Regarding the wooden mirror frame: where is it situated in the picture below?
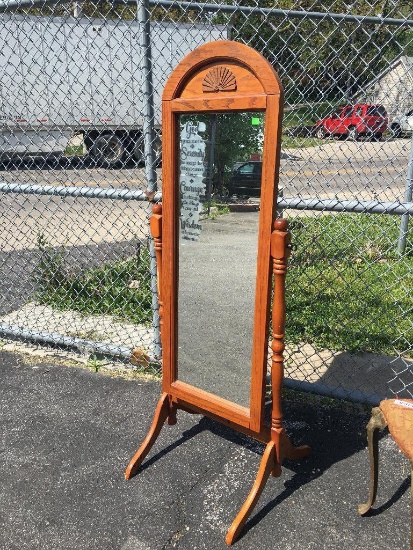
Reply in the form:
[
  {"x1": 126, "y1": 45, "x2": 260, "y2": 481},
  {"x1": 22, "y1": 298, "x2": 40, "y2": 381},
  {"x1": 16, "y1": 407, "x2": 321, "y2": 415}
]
[{"x1": 126, "y1": 40, "x2": 310, "y2": 545}]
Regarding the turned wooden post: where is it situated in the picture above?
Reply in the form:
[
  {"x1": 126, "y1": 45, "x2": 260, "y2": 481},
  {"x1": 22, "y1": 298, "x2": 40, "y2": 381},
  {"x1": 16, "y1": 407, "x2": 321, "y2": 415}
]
[
  {"x1": 150, "y1": 203, "x2": 163, "y2": 345},
  {"x1": 149, "y1": 203, "x2": 177, "y2": 424},
  {"x1": 270, "y1": 218, "x2": 291, "y2": 434}
]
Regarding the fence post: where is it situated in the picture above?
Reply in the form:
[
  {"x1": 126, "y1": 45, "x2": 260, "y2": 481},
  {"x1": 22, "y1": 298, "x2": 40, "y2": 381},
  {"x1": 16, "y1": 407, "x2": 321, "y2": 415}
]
[
  {"x1": 137, "y1": 0, "x2": 161, "y2": 358},
  {"x1": 397, "y1": 135, "x2": 413, "y2": 254}
]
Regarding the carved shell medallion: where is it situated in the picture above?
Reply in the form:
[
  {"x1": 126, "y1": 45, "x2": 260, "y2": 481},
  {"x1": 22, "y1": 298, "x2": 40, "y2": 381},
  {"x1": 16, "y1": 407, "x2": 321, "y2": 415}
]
[{"x1": 202, "y1": 66, "x2": 237, "y2": 93}]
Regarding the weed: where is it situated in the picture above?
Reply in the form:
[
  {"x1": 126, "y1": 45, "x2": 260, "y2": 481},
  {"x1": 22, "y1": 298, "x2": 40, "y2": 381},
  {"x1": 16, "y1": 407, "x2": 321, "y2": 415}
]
[
  {"x1": 33, "y1": 233, "x2": 67, "y2": 292},
  {"x1": 64, "y1": 144, "x2": 84, "y2": 156},
  {"x1": 87, "y1": 354, "x2": 105, "y2": 372},
  {"x1": 203, "y1": 201, "x2": 230, "y2": 219},
  {"x1": 35, "y1": 240, "x2": 152, "y2": 325}
]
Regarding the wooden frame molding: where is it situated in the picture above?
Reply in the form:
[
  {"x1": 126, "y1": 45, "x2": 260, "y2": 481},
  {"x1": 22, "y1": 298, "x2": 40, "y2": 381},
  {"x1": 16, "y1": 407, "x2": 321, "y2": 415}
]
[{"x1": 125, "y1": 40, "x2": 310, "y2": 545}]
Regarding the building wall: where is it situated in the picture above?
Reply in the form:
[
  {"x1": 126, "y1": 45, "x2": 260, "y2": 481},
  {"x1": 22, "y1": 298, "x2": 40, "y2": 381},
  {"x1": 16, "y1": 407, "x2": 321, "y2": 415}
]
[{"x1": 366, "y1": 59, "x2": 413, "y2": 118}]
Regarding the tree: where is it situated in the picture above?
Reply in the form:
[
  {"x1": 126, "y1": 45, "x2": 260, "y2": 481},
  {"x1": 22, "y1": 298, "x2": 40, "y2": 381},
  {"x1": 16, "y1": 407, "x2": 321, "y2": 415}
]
[
  {"x1": 226, "y1": 0, "x2": 413, "y2": 104},
  {"x1": 180, "y1": 113, "x2": 264, "y2": 195},
  {"x1": 212, "y1": 113, "x2": 264, "y2": 193}
]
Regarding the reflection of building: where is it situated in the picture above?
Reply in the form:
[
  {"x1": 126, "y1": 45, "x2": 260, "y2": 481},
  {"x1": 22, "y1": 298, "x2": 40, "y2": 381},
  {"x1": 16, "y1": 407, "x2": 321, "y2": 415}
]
[{"x1": 361, "y1": 55, "x2": 413, "y2": 118}]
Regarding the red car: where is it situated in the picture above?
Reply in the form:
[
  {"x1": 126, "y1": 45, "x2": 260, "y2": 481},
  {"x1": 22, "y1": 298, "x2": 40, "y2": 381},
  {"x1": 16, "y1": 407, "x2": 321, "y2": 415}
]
[{"x1": 315, "y1": 104, "x2": 388, "y2": 141}]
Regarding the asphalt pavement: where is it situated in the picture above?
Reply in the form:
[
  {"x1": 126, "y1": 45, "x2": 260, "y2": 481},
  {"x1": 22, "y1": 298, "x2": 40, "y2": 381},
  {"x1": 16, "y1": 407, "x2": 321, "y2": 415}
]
[{"x1": 0, "y1": 349, "x2": 411, "y2": 550}]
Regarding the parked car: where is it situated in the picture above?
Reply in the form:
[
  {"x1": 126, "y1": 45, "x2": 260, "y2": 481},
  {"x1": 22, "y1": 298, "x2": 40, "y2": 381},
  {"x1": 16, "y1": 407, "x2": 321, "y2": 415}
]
[
  {"x1": 227, "y1": 160, "x2": 262, "y2": 197},
  {"x1": 315, "y1": 104, "x2": 388, "y2": 141},
  {"x1": 390, "y1": 109, "x2": 413, "y2": 137}
]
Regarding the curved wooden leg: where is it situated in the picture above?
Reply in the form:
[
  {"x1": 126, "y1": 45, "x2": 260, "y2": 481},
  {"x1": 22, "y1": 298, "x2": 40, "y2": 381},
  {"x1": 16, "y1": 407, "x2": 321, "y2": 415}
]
[
  {"x1": 225, "y1": 441, "x2": 277, "y2": 546},
  {"x1": 125, "y1": 393, "x2": 170, "y2": 480},
  {"x1": 358, "y1": 407, "x2": 387, "y2": 515}
]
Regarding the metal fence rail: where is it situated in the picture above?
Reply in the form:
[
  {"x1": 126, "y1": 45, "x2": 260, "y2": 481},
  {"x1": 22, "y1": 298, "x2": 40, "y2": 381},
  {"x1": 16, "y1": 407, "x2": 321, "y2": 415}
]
[{"x1": 0, "y1": 0, "x2": 412, "y2": 403}]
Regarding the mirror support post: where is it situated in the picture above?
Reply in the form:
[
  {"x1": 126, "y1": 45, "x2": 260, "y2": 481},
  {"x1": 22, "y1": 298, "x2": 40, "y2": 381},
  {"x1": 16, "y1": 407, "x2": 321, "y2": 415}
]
[
  {"x1": 148, "y1": 203, "x2": 163, "y2": 360},
  {"x1": 268, "y1": 219, "x2": 311, "y2": 476},
  {"x1": 270, "y1": 218, "x2": 290, "y2": 433},
  {"x1": 150, "y1": 203, "x2": 163, "y2": 341}
]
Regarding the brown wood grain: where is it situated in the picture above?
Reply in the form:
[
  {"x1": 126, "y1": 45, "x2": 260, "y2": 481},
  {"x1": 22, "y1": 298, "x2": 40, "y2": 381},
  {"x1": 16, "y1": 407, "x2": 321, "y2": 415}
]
[
  {"x1": 126, "y1": 40, "x2": 310, "y2": 546},
  {"x1": 163, "y1": 40, "x2": 282, "y2": 101},
  {"x1": 170, "y1": 95, "x2": 267, "y2": 113},
  {"x1": 162, "y1": 40, "x2": 283, "y2": 432}
]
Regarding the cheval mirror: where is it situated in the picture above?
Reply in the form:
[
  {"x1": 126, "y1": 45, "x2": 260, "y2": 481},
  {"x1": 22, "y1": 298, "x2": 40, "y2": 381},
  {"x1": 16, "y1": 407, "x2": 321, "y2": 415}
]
[{"x1": 125, "y1": 40, "x2": 311, "y2": 545}]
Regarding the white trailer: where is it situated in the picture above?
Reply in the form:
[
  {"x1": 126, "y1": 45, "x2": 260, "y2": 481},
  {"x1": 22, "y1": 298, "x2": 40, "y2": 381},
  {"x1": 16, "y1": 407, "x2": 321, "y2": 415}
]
[{"x1": 0, "y1": 14, "x2": 227, "y2": 164}]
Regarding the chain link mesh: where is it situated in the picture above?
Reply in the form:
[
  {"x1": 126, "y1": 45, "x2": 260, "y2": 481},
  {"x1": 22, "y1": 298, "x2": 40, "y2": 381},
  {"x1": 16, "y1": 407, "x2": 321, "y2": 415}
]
[{"x1": 0, "y1": 0, "x2": 412, "y2": 400}]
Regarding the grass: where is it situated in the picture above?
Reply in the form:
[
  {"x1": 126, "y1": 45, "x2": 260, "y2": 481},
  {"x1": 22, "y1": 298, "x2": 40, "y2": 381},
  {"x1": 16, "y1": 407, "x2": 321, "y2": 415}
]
[
  {"x1": 283, "y1": 102, "x2": 332, "y2": 128},
  {"x1": 281, "y1": 135, "x2": 324, "y2": 149},
  {"x1": 35, "y1": 239, "x2": 152, "y2": 325},
  {"x1": 33, "y1": 215, "x2": 412, "y2": 359},
  {"x1": 281, "y1": 101, "x2": 333, "y2": 149},
  {"x1": 286, "y1": 214, "x2": 413, "y2": 357},
  {"x1": 202, "y1": 200, "x2": 230, "y2": 219}
]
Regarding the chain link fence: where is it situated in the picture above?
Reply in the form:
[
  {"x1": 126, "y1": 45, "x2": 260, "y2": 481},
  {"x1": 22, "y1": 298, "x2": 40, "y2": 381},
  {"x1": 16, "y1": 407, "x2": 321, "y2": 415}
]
[{"x1": 0, "y1": 0, "x2": 412, "y2": 402}]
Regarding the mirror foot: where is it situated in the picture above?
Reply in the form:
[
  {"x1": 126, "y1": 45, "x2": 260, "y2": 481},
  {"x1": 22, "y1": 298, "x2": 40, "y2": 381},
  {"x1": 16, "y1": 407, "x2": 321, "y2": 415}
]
[
  {"x1": 125, "y1": 393, "x2": 170, "y2": 479},
  {"x1": 284, "y1": 442, "x2": 312, "y2": 461},
  {"x1": 225, "y1": 441, "x2": 276, "y2": 546},
  {"x1": 226, "y1": 431, "x2": 311, "y2": 545}
]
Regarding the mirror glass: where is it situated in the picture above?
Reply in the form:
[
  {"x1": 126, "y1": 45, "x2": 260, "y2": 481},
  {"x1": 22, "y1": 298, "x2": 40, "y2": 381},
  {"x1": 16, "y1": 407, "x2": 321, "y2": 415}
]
[{"x1": 177, "y1": 112, "x2": 265, "y2": 408}]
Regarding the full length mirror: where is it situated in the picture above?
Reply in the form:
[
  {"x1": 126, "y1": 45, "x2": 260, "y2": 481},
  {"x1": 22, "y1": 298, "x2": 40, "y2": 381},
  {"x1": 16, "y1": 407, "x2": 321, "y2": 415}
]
[
  {"x1": 177, "y1": 112, "x2": 265, "y2": 408},
  {"x1": 126, "y1": 42, "x2": 311, "y2": 547}
]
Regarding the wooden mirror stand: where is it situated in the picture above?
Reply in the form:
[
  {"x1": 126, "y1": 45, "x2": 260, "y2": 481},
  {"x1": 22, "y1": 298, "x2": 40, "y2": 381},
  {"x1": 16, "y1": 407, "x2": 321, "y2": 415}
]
[{"x1": 125, "y1": 40, "x2": 311, "y2": 545}]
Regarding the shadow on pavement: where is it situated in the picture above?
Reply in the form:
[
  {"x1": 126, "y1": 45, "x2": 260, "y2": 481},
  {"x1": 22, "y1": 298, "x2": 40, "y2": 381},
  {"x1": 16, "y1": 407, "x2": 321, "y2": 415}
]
[{"x1": 129, "y1": 392, "x2": 410, "y2": 543}]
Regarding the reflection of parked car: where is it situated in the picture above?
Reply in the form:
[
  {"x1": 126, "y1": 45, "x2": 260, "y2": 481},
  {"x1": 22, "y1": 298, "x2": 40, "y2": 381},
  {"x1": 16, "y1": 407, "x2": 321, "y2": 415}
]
[
  {"x1": 390, "y1": 109, "x2": 413, "y2": 137},
  {"x1": 227, "y1": 160, "x2": 262, "y2": 197},
  {"x1": 315, "y1": 104, "x2": 388, "y2": 141}
]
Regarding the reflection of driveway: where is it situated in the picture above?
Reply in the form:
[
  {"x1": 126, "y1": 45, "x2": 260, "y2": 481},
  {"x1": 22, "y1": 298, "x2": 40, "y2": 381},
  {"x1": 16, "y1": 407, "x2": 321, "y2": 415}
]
[{"x1": 178, "y1": 212, "x2": 259, "y2": 408}]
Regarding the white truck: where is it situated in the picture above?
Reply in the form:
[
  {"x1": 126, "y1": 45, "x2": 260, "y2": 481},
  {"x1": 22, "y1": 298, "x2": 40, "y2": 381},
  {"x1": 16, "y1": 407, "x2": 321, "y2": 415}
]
[
  {"x1": 390, "y1": 108, "x2": 413, "y2": 137},
  {"x1": 0, "y1": 14, "x2": 227, "y2": 165}
]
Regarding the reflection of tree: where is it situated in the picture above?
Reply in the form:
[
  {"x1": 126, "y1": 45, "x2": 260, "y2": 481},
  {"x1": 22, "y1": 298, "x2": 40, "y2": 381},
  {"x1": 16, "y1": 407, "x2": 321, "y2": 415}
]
[
  {"x1": 213, "y1": 113, "x2": 264, "y2": 195},
  {"x1": 180, "y1": 113, "x2": 263, "y2": 196}
]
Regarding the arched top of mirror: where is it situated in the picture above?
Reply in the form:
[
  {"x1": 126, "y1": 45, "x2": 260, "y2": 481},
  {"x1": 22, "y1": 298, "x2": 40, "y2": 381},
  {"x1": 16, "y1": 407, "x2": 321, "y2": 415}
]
[{"x1": 162, "y1": 40, "x2": 283, "y2": 103}]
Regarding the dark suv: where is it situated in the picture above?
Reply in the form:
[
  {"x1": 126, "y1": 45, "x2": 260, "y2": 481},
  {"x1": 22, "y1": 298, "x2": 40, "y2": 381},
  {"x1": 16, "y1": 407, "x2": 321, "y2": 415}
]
[
  {"x1": 315, "y1": 104, "x2": 388, "y2": 140},
  {"x1": 227, "y1": 160, "x2": 262, "y2": 197}
]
